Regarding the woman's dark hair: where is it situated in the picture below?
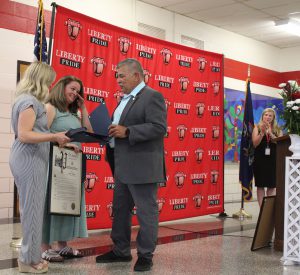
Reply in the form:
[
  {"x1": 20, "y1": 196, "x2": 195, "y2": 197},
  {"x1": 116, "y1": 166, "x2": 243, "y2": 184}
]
[{"x1": 46, "y1": 75, "x2": 84, "y2": 114}]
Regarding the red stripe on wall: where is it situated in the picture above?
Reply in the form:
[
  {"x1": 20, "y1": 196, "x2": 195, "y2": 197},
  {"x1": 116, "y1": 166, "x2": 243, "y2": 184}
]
[
  {"x1": 1, "y1": 0, "x2": 299, "y2": 88},
  {"x1": 224, "y1": 58, "x2": 281, "y2": 88},
  {"x1": 0, "y1": 0, "x2": 51, "y2": 35},
  {"x1": 280, "y1": 71, "x2": 300, "y2": 83}
]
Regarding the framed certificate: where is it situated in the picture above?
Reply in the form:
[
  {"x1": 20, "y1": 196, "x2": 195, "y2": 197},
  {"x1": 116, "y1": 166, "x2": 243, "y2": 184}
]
[{"x1": 48, "y1": 144, "x2": 82, "y2": 216}]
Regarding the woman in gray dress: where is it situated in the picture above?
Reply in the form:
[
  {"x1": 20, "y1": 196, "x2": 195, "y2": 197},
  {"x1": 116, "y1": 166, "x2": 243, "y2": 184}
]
[
  {"x1": 9, "y1": 62, "x2": 70, "y2": 273},
  {"x1": 41, "y1": 75, "x2": 93, "y2": 262}
]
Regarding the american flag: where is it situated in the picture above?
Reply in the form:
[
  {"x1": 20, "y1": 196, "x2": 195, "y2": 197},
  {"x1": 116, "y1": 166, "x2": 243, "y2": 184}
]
[
  {"x1": 239, "y1": 79, "x2": 254, "y2": 201},
  {"x1": 33, "y1": 0, "x2": 47, "y2": 62}
]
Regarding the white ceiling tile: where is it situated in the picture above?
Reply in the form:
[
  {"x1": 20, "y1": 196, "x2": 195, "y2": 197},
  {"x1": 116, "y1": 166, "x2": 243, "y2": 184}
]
[
  {"x1": 139, "y1": 0, "x2": 300, "y2": 48},
  {"x1": 140, "y1": 0, "x2": 186, "y2": 8},
  {"x1": 263, "y1": 3, "x2": 300, "y2": 18},
  {"x1": 165, "y1": 0, "x2": 235, "y2": 14},
  {"x1": 245, "y1": 0, "x2": 300, "y2": 9},
  {"x1": 211, "y1": 13, "x2": 269, "y2": 26},
  {"x1": 187, "y1": 3, "x2": 262, "y2": 20}
]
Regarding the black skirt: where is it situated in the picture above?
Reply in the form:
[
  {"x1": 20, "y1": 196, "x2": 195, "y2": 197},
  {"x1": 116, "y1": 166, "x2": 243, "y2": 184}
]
[{"x1": 253, "y1": 136, "x2": 276, "y2": 188}]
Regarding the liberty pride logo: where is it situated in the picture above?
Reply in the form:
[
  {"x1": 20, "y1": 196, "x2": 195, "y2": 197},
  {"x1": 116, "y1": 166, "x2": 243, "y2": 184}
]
[{"x1": 65, "y1": 19, "x2": 82, "y2": 40}]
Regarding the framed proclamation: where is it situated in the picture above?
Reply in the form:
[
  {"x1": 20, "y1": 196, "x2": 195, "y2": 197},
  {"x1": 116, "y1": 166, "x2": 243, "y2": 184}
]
[{"x1": 48, "y1": 144, "x2": 82, "y2": 216}]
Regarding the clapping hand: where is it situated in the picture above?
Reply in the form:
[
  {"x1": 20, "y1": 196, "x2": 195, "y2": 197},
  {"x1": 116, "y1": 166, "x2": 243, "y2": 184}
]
[
  {"x1": 260, "y1": 122, "x2": 275, "y2": 139},
  {"x1": 259, "y1": 121, "x2": 271, "y2": 134}
]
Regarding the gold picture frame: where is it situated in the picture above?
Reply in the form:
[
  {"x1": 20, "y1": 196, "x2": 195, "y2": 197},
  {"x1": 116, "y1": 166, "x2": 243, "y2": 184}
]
[{"x1": 251, "y1": 196, "x2": 276, "y2": 251}]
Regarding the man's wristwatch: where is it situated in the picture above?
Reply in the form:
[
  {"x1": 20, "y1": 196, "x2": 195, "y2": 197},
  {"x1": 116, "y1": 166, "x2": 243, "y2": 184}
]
[{"x1": 125, "y1": 128, "x2": 130, "y2": 137}]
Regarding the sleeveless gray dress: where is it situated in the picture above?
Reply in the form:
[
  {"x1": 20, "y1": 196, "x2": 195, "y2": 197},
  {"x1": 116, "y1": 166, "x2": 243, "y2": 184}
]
[
  {"x1": 9, "y1": 94, "x2": 49, "y2": 264},
  {"x1": 42, "y1": 108, "x2": 88, "y2": 244}
]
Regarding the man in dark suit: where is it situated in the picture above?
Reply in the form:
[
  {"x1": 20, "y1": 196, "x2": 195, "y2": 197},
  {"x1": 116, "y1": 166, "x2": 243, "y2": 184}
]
[{"x1": 96, "y1": 58, "x2": 167, "y2": 272}]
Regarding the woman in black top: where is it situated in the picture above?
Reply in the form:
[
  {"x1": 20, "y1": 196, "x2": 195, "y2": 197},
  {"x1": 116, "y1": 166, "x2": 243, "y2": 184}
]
[{"x1": 252, "y1": 108, "x2": 282, "y2": 207}]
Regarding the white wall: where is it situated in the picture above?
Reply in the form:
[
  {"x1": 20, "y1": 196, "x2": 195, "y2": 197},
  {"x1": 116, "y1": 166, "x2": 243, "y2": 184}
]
[
  {"x1": 172, "y1": 13, "x2": 282, "y2": 71},
  {"x1": 13, "y1": 0, "x2": 295, "y2": 71},
  {"x1": 0, "y1": 29, "x2": 38, "y2": 219},
  {"x1": 3, "y1": 0, "x2": 297, "y2": 218},
  {"x1": 279, "y1": 46, "x2": 300, "y2": 72}
]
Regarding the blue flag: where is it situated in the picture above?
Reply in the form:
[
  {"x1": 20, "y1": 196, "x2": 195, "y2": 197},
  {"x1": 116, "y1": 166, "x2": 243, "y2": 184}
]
[
  {"x1": 239, "y1": 79, "x2": 254, "y2": 201},
  {"x1": 34, "y1": 0, "x2": 47, "y2": 62}
]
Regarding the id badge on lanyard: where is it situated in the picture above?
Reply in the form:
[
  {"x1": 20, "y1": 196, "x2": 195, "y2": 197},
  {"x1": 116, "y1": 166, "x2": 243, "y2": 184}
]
[{"x1": 265, "y1": 133, "x2": 271, "y2": 155}]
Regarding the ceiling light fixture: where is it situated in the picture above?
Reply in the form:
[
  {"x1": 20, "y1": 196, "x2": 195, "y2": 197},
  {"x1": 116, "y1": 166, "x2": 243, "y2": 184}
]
[{"x1": 274, "y1": 18, "x2": 300, "y2": 37}]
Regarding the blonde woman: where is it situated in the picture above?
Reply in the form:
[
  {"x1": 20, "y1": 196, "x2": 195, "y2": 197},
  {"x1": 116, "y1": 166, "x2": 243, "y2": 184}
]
[
  {"x1": 252, "y1": 108, "x2": 282, "y2": 207},
  {"x1": 9, "y1": 62, "x2": 70, "y2": 273}
]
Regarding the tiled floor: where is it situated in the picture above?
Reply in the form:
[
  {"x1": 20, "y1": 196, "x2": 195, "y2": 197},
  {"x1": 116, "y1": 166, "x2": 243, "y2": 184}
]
[{"x1": 0, "y1": 201, "x2": 298, "y2": 274}]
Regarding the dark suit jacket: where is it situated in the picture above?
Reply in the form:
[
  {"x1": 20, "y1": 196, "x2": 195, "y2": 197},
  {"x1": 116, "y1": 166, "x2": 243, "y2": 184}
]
[{"x1": 108, "y1": 85, "x2": 167, "y2": 184}]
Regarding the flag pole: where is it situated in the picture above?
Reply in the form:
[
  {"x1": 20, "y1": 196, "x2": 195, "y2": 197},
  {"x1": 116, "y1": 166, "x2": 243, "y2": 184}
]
[
  {"x1": 233, "y1": 64, "x2": 253, "y2": 219},
  {"x1": 218, "y1": 54, "x2": 228, "y2": 218},
  {"x1": 47, "y1": 2, "x2": 57, "y2": 64}
]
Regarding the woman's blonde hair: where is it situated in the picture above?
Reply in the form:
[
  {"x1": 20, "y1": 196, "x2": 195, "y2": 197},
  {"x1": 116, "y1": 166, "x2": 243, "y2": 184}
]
[
  {"x1": 258, "y1": 108, "x2": 281, "y2": 136},
  {"x1": 46, "y1": 75, "x2": 84, "y2": 114},
  {"x1": 15, "y1": 62, "x2": 56, "y2": 102}
]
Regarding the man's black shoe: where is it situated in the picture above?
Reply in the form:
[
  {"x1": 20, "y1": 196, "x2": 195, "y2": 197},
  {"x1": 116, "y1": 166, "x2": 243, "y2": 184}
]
[
  {"x1": 95, "y1": 250, "x2": 132, "y2": 263},
  {"x1": 134, "y1": 257, "x2": 153, "y2": 272}
]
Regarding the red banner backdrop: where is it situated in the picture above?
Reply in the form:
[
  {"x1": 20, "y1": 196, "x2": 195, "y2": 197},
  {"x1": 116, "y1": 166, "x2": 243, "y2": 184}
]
[{"x1": 51, "y1": 6, "x2": 224, "y2": 229}]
